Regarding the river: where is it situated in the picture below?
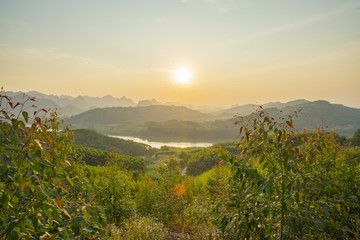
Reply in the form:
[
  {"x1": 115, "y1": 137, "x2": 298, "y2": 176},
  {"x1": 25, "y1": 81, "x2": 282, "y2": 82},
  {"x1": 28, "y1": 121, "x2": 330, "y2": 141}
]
[{"x1": 109, "y1": 135, "x2": 213, "y2": 148}]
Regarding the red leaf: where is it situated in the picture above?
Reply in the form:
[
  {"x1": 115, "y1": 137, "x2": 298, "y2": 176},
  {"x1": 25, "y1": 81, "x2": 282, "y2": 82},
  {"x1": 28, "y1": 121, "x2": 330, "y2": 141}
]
[
  {"x1": 55, "y1": 198, "x2": 63, "y2": 209},
  {"x1": 21, "y1": 180, "x2": 27, "y2": 190}
]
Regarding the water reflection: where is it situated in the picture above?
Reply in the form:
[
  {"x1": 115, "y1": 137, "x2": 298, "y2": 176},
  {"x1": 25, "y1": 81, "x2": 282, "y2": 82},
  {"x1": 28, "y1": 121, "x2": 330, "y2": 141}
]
[{"x1": 109, "y1": 135, "x2": 213, "y2": 148}]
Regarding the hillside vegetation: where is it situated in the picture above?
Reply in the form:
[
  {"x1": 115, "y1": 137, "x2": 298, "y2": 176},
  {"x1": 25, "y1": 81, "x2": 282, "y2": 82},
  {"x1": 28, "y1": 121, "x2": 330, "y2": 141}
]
[
  {"x1": 73, "y1": 129, "x2": 154, "y2": 156},
  {"x1": 67, "y1": 100, "x2": 360, "y2": 143},
  {"x1": 2, "y1": 91, "x2": 360, "y2": 239},
  {"x1": 214, "y1": 99, "x2": 309, "y2": 119},
  {"x1": 284, "y1": 100, "x2": 360, "y2": 135},
  {"x1": 67, "y1": 105, "x2": 208, "y2": 126}
]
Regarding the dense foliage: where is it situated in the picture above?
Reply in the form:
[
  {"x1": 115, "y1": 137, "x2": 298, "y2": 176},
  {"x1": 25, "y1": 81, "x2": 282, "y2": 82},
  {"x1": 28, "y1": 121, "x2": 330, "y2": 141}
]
[
  {"x1": 216, "y1": 109, "x2": 360, "y2": 239},
  {"x1": 83, "y1": 165, "x2": 135, "y2": 224},
  {"x1": 73, "y1": 128, "x2": 154, "y2": 156},
  {"x1": 186, "y1": 149, "x2": 220, "y2": 176},
  {"x1": 0, "y1": 92, "x2": 106, "y2": 239},
  {"x1": 74, "y1": 145, "x2": 146, "y2": 174},
  {"x1": 350, "y1": 129, "x2": 360, "y2": 146},
  {"x1": 74, "y1": 145, "x2": 110, "y2": 166}
]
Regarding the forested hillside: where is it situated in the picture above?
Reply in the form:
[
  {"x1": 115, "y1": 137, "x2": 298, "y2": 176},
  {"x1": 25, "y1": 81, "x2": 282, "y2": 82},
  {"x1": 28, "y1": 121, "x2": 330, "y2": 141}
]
[
  {"x1": 284, "y1": 100, "x2": 360, "y2": 135},
  {"x1": 214, "y1": 99, "x2": 309, "y2": 119},
  {"x1": 66, "y1": 99, "x2": 360, "y2": 143},
  {"x1": 73, "y1": 129, "x2": 155, "y2": 156},
  {"x1": 67, "y1": 105, "x2": 209, "y2": 127}
]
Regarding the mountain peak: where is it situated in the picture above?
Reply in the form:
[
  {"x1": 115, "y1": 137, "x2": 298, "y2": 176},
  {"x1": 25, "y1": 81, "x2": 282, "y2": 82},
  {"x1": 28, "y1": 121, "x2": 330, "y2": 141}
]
[{"x1": 138, "y1": 99, "x2": 161, "y2": 106}]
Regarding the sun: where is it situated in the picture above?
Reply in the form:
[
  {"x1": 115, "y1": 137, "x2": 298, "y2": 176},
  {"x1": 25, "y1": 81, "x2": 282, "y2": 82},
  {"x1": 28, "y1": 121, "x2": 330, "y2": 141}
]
[{"x1": 172, "y1": 67, "x2": 192, "y2": 85}]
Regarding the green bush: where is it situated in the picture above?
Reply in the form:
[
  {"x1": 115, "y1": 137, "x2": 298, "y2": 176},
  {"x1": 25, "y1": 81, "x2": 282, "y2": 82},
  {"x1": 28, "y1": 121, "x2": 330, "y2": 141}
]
[
  {"x1": 186, "y1": 149, "x2": 220, "y2": 176},
  {"x1": 149, "y1": 159, "x2": 189, "y2": 225},
  {"x1": 74, "y1": 145, "x2": 111, "y2": 166},
  {"x1": 85, "y1": 165, "x2": 136, "y2": 224},
  {"x1": 73, "y1": 128, "x2": 153, "y2": 156},
  {"x1": 216, "y1": 108, "x2": 360, "y2": 239},
  {"x1": 0, "y1": 91, "x2": 106, "y2": 239},
  {"x1": 135, "y1": 176, "x2": 156, "y2": 216},
  {"x1": 350, "y1": 129, "x2": 360, "y2": 146}
]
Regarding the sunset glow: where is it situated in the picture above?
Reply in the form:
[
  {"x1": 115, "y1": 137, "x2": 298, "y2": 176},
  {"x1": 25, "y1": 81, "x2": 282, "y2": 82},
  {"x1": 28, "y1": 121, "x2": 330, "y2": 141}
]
[
  {"x1": 0, "y1": 1, "x2": 360, "y2": 107},
  {"x1": 173, "y1": 67, "x2": 192, "y2": 85}
]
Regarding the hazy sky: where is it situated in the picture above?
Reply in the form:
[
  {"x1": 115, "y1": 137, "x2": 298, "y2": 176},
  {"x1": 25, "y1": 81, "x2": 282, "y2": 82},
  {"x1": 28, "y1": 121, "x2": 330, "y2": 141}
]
[{"x1": 1, "y1": 0, "x2": 360, "y2": 107}]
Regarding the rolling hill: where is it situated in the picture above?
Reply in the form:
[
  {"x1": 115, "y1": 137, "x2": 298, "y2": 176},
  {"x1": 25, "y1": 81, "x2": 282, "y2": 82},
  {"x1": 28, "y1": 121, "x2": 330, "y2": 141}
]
[
  {"x1": 67, "y1": 100, "x2": 360, "y2": 140},
  {"x1": 282, "y1": 100, "x2": 360, "y2": 135},
  {"x1": 73, "y1": 129, "x2": 154, "y2": 156},
  {"x1": 214, "y1": 99, "x2": 310, "y2": 119},
  {"x1": 228, "y1": 100, "x2": 360, "y2": 136},
  {"x1": 5, "y1": 89, "x2": 358, "y2": 139},
  {"x1": 66, "y1": 105, "x2": 209, "y2": 127}
]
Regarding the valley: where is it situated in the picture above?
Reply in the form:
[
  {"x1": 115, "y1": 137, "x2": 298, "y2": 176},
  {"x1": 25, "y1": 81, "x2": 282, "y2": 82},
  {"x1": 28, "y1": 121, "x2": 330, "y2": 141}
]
[{"x1": 1, "y1": 89, "x2": 360, "y2": 239}]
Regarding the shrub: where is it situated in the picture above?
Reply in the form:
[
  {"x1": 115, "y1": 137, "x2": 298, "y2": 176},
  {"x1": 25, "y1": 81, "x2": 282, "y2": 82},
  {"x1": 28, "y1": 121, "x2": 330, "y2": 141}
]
[
  {"x1": 85, "y1": 165, "x2": 135, "y2": 224},
  {"x1": 217, "y1": 108, "x2": 360, "y2": 239},
  {"x1": 135, "y1": 176, "x2": 156, "y2": 216},
  {"x1": 186, "y1": 149, "x2": 220, "y2": 176},
  {"x1": 149, "y1": 159, "x2": 189, "y2": 225},
  {"x1": 0, "y1": 90, "x2": 106, "y2": 239}
]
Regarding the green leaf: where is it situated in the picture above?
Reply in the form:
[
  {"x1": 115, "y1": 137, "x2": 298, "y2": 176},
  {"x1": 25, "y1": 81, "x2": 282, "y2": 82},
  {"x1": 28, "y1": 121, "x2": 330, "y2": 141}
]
[
  {"x1": 38, "y1": 186, "x2": 50, "y2": 198},
  {"x1": 10, "y1": 230, "x2": 18, "y2": 240},
  {"x1": 265, "y1": 183, "x2": 273, "y2": 196},
  {"x1": 22, "y1": 111, "x2": 29, "y2": 123},
  {"x1": 1, "y1": 194, "x2": 9, "y2": 208}
]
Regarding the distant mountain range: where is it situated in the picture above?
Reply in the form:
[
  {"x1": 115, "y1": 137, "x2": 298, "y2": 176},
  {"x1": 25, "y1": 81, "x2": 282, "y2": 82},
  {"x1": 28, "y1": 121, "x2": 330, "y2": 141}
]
[
  {"x1": 4, "y1": 90, "x2": 138, "y2": 116},
  {"x1": 215, "y1": 99, "x2": 310, "y2": 119},
  {"x1": 3, "y1": 90, "x2": 230, "y2": 116},
  {"x1": 3, "y1": 91, "x2": 360, "y2": 138},
  {"x1": 218, "y1": 100, "x2": 360, "y2": 136},
  {"x1": 280, "y1": 100, "x2": 360, "y2": 136}
]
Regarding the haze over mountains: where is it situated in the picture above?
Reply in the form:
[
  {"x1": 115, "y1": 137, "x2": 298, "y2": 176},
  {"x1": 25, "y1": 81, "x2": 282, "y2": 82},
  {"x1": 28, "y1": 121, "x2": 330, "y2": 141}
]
[
  {"x1": 214, "y1": 99, "x2": 309, "y2": 119},
  {"x1": 4, "y1": 90, "x2": 220, "y2": 116},
  {"x1": 4, "y1": 91, "x2": 360, "y2": 139},
  {"x1": 4, "y1": 90, "x2": 137, "y2": 116}
]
